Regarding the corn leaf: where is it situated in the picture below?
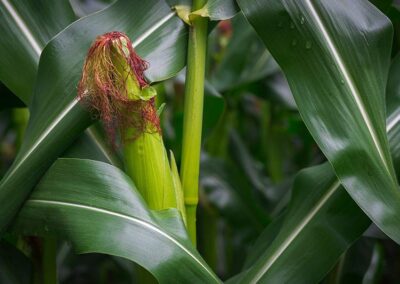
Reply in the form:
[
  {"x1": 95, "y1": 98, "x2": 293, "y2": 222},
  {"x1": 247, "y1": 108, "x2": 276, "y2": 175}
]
[
  {"x1": 0, "y1": 0, "x2": 188, "y2": 232},
  {"x1": 228, "y1": 52, "x2": 400, "y2": 283},
  {"x1": 237, "y1": 0, "x2": 400, "y2": 243},
  {"x1": 387, "y1": 54, "x2": 400, "y2": 178},
  {"x1": 12, "y1": 158, "x2": 221, "y2": 283},
  {"x1": 0, "y1": 0, "x2": 75, "y2": 104}
]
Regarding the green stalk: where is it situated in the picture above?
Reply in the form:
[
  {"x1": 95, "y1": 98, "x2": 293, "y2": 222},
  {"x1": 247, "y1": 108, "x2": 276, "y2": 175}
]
[
  {"x1": 199, "y1": 205, "x2": 218, "y2": 271},
  {"x1": 261, "y1": 102, "x2": 284, "y2": 183},
  {"x1": 42, "y1": 238, "x2": 57, "y2": 284},
  {"x1": 180, "y1": 0, "x2": 209, "y2": 246}
]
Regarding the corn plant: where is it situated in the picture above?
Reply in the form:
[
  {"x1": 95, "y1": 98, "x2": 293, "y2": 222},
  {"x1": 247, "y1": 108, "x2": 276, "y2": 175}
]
[{"x1": 1, "y1": 0, "x2": 400, "y2": 283}]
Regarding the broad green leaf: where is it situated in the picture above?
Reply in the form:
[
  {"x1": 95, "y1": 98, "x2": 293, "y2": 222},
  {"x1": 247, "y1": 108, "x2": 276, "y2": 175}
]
[
  {"x1": 0, "y1": 0, "x2": 75, "y2": 104},
  {"x1": 0, "y1": 0, "x2": 118, "y2": 168},
  {"x1": 240, "y1": 215, "x2": 285, "y2": 270},
  {"x1": 238, "y1": 0, "x2": 400, "y2": 243},
  {"x1": 12, "y1": 158, "x2": 221, "y2": 283},
  {"x1": 230, "y1": 53, "x2": 400, "y2": 284},
  {"x1": 69, "y1": 0, "x2": 114, "y2": 17},
  {"x1": 0, "y1": 0, "x2": 188, "y2": 233},
  {"x1": 387, "y1": 54, "x2": 400, "y2": 177},
  {"x1": 192, "y1": 0, "x2": 239, "y2": 21},
  {"x1": 230, "y1": 163, "x2": 370, "y2": 284},
  {"x1": 62, "y1": 126, "x2": 123, "y2": 168}
]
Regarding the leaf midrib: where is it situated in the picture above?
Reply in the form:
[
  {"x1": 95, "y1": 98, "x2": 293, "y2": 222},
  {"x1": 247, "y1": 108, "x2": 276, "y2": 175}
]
[
  {"x1": 27, "y1": 199, "x2": 221, "y2": 283},
  {"x1": 247, "y1": 108, "x2": 400, "y2": 281},
  {"x1": 0, "y1": 9, "x2": 178, "y2": 186},
  {"x1": 249, "y1": 179, "x2": 341, "y2": 283},
  {"x1": 305, "y1": 0, "x2": 392, "y2": 176},
  {"x1": 0, "y1": 0, "x2": 42, "y2": 56}
]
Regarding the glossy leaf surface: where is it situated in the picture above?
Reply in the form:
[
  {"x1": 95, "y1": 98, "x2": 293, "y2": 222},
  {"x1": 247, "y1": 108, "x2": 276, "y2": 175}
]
[
  {"x1": 231, "y1": 53, "x2": 400, "y2": 283},
  {"x1": 0, "y1": 0, "x2": 119, "y2": 169},
  {"x1": 238, "y1": 0, "x2": 400, "y2": 243},
  {"x1": 231, "y1": 163, "x2": 370, "y2": 283},
  {"x1": 0, "y1": 0, "x2": 75, "y2": 104},
  {"x1": 0, "y1": 0, "x2": 188, "y2": 232},
  {"x1": 387, "y1": 54, "x2": 400, "y2": 178},
  {"x1": 12, "y1": 158, "x2": 221, "y2": 283}
]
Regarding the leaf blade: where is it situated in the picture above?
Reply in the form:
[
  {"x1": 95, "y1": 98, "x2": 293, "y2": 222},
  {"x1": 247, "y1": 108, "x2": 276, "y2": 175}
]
[
  {"x1": 237, "y1": 0, "x2": 400, "y2": 243},
  {"x1": 0, "y1": 0, "x2": 75, "y2": 103},
  {"x1": 12, "y1": 158, "x2": 221, "y2": 283},
  {"x1": 0, "y1": 0, "x2": 188, "y2": 233},
  {"x1": 231, "y1": 52, "x2": 400, "y2": 284}
]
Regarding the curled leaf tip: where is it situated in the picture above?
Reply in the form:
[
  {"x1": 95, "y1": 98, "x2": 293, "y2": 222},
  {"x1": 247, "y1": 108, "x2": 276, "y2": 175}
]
[{"x1": 77, "y1": 31, "x2": 160, "y2": 145}]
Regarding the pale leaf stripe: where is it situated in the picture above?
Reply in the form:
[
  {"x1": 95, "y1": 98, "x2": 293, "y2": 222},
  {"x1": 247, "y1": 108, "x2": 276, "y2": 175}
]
[
  {"x1": 0, "y1": 0, "x2": 42, "y2": 56},
  {"x1": 305, "y1": 0, "x2": 392, "y2": 175},
  {"x1": 27, "y1": 199, "x2": 221, "y2": 283},
  {"x1": 0, "y1": 10, "x2": 177, "y2": 186},
  {"x1": 250, "y1": 180, "x2": 341, "y2": 283}
]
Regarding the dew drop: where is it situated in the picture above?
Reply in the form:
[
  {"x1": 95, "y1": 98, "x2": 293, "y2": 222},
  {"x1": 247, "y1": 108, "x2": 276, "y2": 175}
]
[
  {"x1": 300, "y1": 16, "x2": 305, "y2": 25},
  {"x1": 340, "y1": 79, "x2": 345, "y2": 85},
  {"x1": 305, "y1": 41, "x2": 312, "y2": 49},
  {"x1": 291, "y1": 39, "x2": 298, "y2": 46},
  {"x1": 290, "y1": 22, "x2": 295, "y2": 29},
  {"x1": 277, "y1": 21, "x2": 284, "y2": 28}
]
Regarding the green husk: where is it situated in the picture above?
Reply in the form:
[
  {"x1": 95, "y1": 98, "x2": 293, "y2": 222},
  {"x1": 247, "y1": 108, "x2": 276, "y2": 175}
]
[
  {"x1": 110, "y1": 38, "x2": 178, "y2": 211},
  {"x1": 78, "y1": 33, "x2": 186, "y2": 215}
]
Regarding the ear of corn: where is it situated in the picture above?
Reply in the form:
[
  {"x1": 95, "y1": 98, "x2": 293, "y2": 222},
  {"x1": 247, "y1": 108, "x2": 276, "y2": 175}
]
[
  {"x1": 123, "y1": 131, "x2": 177, "y2": 210},
  {"x1": 78, "y1": 32, "x2": 185, "y2": 214}
]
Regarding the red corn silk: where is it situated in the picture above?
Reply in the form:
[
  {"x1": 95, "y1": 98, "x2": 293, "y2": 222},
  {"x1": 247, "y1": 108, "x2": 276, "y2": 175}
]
[{"x1": 77, "y1": 31, "x2": 160, "y2": 145}]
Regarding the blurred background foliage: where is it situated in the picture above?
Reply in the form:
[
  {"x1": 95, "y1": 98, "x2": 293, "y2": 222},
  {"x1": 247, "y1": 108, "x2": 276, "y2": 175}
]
[{"x1": 1, "y1": 0, "x2": 400, "y2": 283}]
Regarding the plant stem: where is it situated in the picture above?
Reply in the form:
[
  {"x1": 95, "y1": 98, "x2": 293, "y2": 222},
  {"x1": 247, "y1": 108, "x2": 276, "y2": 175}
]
[
  {"x1": 180, "y1": 0, "x2": 208, "y2": 246},
  {"x1": 42, "y1": 237, "x2": 57, "y2": 284},
  {"x1": 199, "y1": 204, "x2": 218, "y2": 271}
]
